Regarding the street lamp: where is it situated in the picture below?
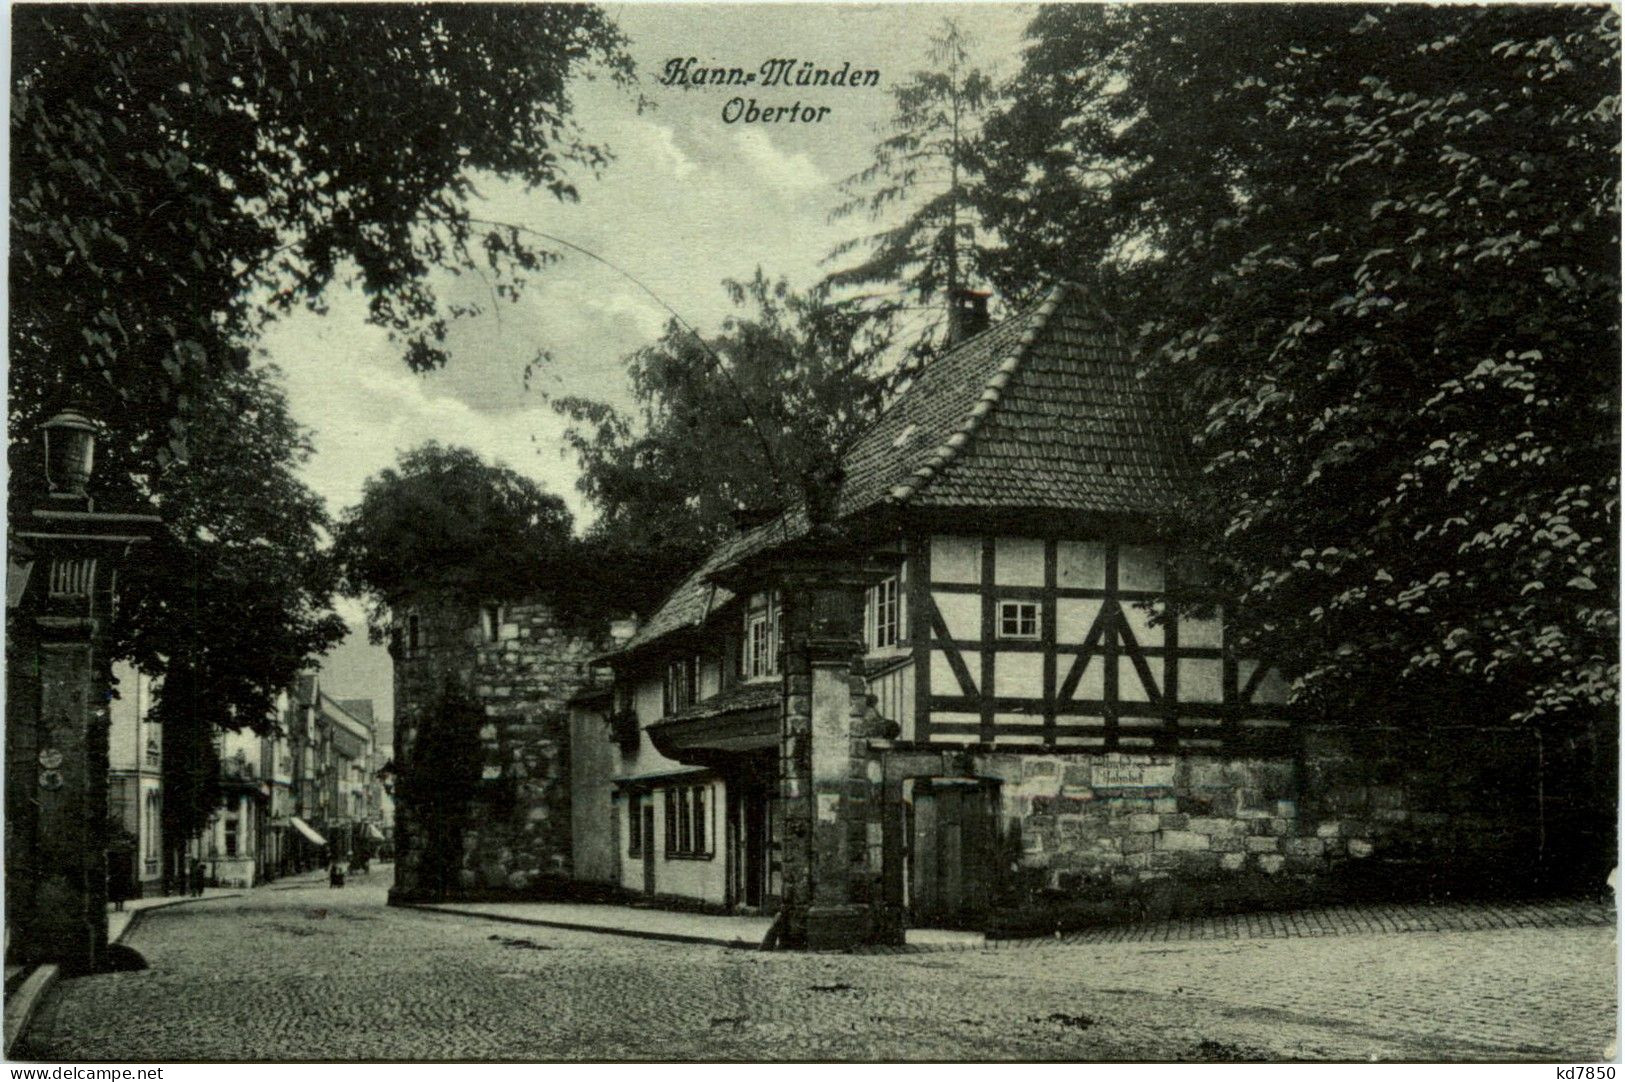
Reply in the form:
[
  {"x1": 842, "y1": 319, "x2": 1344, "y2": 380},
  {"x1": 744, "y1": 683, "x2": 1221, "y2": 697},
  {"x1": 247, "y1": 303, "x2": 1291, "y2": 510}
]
[{"x1": 41, "y1": 407, "x2": 99, "y2": 495}]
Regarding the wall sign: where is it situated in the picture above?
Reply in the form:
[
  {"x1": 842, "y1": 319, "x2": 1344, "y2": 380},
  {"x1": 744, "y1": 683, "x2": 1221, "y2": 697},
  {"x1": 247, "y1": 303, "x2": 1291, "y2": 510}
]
[{"x1": 1090, "y1": 763, "x2": 1176, "y2": 789}]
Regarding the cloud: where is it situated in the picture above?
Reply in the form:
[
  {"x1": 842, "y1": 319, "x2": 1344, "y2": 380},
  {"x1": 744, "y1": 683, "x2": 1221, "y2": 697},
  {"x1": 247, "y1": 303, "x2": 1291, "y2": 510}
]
[{"x1": 732, "y1": 128, "x2": 826, "y2": 193}]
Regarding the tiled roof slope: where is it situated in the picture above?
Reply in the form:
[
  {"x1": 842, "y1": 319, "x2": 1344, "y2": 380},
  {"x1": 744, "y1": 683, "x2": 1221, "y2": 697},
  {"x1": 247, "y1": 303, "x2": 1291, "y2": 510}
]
[
  {"x1": 836, "y1": 298, "x2": 1052, "y2": 516},
  {"x1": 618, "y1": 283, "x2": 1192, "y2": 659},
  {"x1": 619, "y1": 507, "x2": 809, "y2": 655},
  {"x1": 841, "y1": 283, "x2": 1192, "y2": 516}
]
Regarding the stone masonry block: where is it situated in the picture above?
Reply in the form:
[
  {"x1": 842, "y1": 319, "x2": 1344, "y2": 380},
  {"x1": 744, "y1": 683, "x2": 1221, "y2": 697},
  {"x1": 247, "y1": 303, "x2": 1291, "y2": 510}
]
[
  {"x1": 1120, "y1": 833, "x2": 1154, "y2": 854},
  {"x1": 1127, "y1": 813, "x2": 1160, "y2": 833},
  {"x1": 1348, "y1": 839, "x2": 1374, "y2": 858},
  {"x1": 1282, "y1": 837, "x2": 1325, "y2": 858},
  {"x1": 1219, "y1": 852, "x2": 1246, "y2": 871},
  {"x1": 1245, "y1": 836, "x2": 1280, "y2": 854},
  {"x1": 1157, "y1": 830, "x2": 1209, "y2": 852},
  {"x1": 1255, "y1": 854, "x2": 1285, "y2": 874},
  {"x1": 1159, "y1": 813, "x2": 1189, "y2": 830},
  {"x1": 1315, "y1": 820, "x2": 1342, "y2": 838}
]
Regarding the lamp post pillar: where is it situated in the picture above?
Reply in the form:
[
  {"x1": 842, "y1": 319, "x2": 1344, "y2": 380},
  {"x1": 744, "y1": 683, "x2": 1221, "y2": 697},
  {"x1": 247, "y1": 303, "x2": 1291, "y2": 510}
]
[{"x1": 6, "y1": 411, "x2": 159, "y2": 971}]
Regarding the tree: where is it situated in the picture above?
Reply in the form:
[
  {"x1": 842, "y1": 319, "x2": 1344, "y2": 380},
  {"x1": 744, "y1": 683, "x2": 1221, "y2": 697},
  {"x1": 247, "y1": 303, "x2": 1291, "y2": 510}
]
[
  {"x1": 10, "y1": 4, "x2": 630, "y2": 482},
  {"x1": 979, "y1": 6, "x2": 1620, "y2": 726},
  {"x1": 825, "y1": 17, "x2": 999, "y2": 355},
  {"x1": 113, "y1": 365, "x2": 347, "y2": 850},
  {"x1": 554, "y1": 272, "x2": 893, "y2": 606},
  {"x1": 333, "y1": 443, "x2": 584, "y2": 638}
]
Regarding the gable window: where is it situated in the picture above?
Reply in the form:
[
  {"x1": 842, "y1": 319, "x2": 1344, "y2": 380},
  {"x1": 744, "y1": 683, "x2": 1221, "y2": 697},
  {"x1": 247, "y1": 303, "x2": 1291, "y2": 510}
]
[
  {"x1": 998, "y1": 599, "x2": 1040, "y2": 640},
  {"x1": 866, "y1": 573, "x2": 903, "y2": 650},
  {"x1": 664, "y1": 784, "x2": 711, "y2": 858},
  {"x1": 743, "y1": 593, "x2": 780, "y2": 679},
  {"x1": 663, "y1": 656, "x2": 699, "y2": 716}
]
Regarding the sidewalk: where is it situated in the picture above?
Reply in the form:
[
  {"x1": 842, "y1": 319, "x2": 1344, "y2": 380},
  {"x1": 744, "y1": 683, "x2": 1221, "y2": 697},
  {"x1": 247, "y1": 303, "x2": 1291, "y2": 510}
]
[
  {"x1": 107, "y1": 886, "x2": 245, "y2": 944},
  {"x1": 408, "y1": 898, "x2": 991, "y2": 950},
  {"x1": 408, "y1": 899, "x2": 777, "y2": 948}
]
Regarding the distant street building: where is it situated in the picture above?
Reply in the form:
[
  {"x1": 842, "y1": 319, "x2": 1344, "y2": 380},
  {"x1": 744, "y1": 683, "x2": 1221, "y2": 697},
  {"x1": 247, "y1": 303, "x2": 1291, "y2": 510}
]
[{"x1": 107, "y1": 663, "x2": 164, "y2": 898}]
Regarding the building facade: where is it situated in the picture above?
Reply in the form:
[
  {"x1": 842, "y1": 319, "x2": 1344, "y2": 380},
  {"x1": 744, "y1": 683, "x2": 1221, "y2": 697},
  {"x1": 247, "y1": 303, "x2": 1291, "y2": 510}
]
[
  {"x1": 107, "y1": 662, "x2": 165, "y2": 897},
  {"x1": 393, "y1": 285, "x2": 1549, "y2": 946}
]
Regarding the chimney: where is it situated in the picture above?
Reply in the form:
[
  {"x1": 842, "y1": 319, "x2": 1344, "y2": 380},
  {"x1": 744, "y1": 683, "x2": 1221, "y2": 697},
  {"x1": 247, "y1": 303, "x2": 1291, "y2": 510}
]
[
  {"x1": 951, "y1": 289, "x2": 992, "y2": 344},
  {"x1": 608, "y1": 615, "x2": 640, "y2": 645}
]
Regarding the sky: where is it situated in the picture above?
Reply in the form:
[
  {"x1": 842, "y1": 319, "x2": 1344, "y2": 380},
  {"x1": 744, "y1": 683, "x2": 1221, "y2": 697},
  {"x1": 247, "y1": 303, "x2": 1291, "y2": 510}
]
[{"x1": 261, "y1": 3, "x2": 1035, "y2": 732}]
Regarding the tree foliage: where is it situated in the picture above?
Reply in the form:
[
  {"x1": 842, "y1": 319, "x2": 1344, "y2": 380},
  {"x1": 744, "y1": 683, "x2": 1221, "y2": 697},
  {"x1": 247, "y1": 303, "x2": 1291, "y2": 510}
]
[
  {"x1": 10, "y1": 3, "x2": 630, "y2": 480},
  {"x1": 112, "y1": 366, "x2": 346, "y2": 841},
  {"x1": 980, "y1": 5, "x2": 1620, "y2": 725},
  {"x1": 826, "y1": 17, "x2": 999, "y2": 355},
  {"x1": 554, "y1": 272, "x2": 893, "y2": 604},
  {"x1": 333, "y1": 442, "x2": 588, "y2": 637}
]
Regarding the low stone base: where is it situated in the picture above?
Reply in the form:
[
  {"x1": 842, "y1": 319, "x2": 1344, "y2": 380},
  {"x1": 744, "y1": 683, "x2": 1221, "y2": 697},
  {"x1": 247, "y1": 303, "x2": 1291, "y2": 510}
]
[{"x1": 800, "y1": 903, "x2": 905, "y2": 950}]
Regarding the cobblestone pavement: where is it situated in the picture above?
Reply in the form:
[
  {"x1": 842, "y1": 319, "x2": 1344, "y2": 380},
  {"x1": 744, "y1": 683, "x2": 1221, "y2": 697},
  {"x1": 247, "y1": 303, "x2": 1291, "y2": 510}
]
[{"x1": 19, "y1": 868, "x2": 1617, "y2": 1063}]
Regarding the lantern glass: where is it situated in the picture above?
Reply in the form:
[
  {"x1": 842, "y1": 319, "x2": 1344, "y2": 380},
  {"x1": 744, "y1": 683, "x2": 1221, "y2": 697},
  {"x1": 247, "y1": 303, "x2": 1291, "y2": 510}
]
[{"x1": 43, "y1": 410, "x2": 98, "y2": 494}]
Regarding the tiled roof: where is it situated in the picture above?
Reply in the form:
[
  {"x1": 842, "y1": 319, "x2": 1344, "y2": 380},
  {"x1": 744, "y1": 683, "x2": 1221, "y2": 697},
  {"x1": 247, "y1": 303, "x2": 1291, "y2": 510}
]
[
  {"x1": 650, "y1": 682, "x2": 782, "y2": 727},
  {"x1": 841, "y1": 283, "x2": 1192, "y2": 516},
  {"x1": 620, "y1": 283, "x2": 1193, "y2": 658},
  {"x1": 618, "y1": 508, "x2": 809, "y2": 655},
  {"x1": 836, "y1": 297, "x2": 1055, "y2": 515}
]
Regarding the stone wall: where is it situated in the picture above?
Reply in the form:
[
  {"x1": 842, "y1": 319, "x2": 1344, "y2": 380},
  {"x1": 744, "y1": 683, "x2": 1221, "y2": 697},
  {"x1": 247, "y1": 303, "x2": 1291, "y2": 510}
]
[
  {"x1": 877, "y1": 726, "x2": 1545, "y2": 931},
  {"x1": 391, "y1": 595, "x2": 606, "y2": 902}
]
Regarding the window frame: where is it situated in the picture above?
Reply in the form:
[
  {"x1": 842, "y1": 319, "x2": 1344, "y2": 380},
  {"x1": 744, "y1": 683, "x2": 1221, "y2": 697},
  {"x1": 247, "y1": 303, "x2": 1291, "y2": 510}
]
[
  {"x1": 866, "y1": 572, "x2": 904, "y2": 651},
  {"x1": 662, "y1": 655, "x2": 699, "y2": 716},
  {"x1": 480, "y1": 603, "x2": 504, "y2": 643},
  {"x1": 997, "y1": 599, "x2": 1041, "y2": 640},
  {"x1": 743, "y1": 592, "x2": 780, "y2": 680},
  {"x1": 663, "y1": 784, "x2": 713, "y2": 860}
]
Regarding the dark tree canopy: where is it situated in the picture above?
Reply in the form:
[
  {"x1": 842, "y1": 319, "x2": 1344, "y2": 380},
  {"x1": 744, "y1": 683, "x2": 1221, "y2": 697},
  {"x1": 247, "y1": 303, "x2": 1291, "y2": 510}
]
[
  {"x1": 555, "y1": 272, "x2": 893, "y2": 606},
  {"x1": 333, "y1": 442, "x2": 585, "y2": 637},
  {"x1": 11, "y1": 3, "x2": 630, "y2": 480},
  {"x1": 979, "y1": 4, "x2": 1619, "y2": 725}
]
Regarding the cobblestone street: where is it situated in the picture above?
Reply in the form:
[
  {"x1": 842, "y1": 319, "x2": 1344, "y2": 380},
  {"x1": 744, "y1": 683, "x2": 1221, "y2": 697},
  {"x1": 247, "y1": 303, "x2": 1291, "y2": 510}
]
[{"x1": 18, "y1": 867, "x2": 1617, "y2": 1062}]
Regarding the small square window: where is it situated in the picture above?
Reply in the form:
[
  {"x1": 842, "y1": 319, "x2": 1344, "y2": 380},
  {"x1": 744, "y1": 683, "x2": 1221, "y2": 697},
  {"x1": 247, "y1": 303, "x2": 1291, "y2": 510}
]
[{"x1": 998, "y1": 600, "x2": 1040, "y2": 640}]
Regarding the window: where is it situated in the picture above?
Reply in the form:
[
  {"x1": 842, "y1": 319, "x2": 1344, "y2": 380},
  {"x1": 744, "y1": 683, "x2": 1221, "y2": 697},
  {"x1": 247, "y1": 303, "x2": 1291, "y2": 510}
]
[
  {"x1": 866, "y1": 574, "x2": 903, "y2": 650},
  {"x1": 998, "y1": 599, "x2": 1040, "y2": 640},
  {"x1": 664, "y1": 784, "x2": 711, "y2": 858},
  {"x1": 224, "y1": 818, "x2": 239, "y2": 858},
  {"x1": 743, "y1": 593, "x2": 780, "y2": 678},
  {"x1": 627, "y1": 793, "x2": 644, "y2": 856},
  {"x1": 663, "y1": 655, "x2": 699, "y2": 715},
  {"x1": 481, "y1": 603, "x2": 504, "y2": 643},
  {"x1": 145, "y1": 737, "x2": 160, "y2": 767}
]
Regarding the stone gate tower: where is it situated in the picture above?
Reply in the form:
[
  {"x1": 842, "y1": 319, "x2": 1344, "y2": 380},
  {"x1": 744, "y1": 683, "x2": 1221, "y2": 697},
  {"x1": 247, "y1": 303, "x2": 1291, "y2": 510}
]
[{"x1": 388, "y1": 592, "x2": 608, "y2": 902}]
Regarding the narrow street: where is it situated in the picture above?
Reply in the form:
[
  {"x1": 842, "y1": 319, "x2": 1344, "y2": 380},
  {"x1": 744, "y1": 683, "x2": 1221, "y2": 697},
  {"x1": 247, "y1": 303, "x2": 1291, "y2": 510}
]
[{"x1": 17, "y1": 867, "x2": 1616, "y2": 1062}]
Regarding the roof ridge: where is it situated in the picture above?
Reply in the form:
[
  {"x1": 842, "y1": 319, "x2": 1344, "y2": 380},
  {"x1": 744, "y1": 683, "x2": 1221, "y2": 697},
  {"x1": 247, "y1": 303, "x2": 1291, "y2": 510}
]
[{"x1": 886, "y1": 282, "x2": 1072, "y2": 505}]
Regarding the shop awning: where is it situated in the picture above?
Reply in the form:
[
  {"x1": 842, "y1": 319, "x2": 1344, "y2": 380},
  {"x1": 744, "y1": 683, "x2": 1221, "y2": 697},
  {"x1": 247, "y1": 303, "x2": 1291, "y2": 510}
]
[
  {"x1": 290, "y1": 816, "x2": 327, "y2": 846},
  {"x1": 365, "y1": 823, "x2": 386, "y2": 841}
]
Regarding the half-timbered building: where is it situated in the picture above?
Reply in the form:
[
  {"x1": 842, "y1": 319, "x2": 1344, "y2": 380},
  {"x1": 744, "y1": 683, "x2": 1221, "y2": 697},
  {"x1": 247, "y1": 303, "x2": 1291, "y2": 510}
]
[{"x1": 568, "y1": 284, "x2": 1538, "y2": 947}]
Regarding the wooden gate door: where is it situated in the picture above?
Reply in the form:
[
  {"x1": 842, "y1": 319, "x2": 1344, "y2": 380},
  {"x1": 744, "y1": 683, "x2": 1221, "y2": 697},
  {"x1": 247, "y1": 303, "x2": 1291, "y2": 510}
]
[{"x1": 909, "y1": 778, "x2": 1000, "y2": 928}]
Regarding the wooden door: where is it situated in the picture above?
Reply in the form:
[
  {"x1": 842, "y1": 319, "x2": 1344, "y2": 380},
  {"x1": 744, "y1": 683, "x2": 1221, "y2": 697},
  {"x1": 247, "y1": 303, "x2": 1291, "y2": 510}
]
[
  {"x1": 909, "y1": 778, "x2": 1000, "y2": 928},
  {"x1": 641, "y1": 805, "x2": 656, "y2": 894}
]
